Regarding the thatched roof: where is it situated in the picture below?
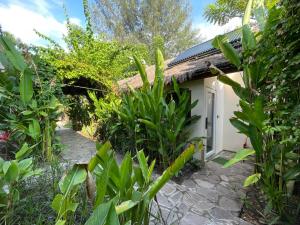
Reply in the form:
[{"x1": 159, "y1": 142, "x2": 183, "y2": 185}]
[
  {"x1": 118, "y1": 53, "x2": 238, "y2": 90},
  {"x1": 118, "y1": 29, "x2": 242, "y2": 90}
]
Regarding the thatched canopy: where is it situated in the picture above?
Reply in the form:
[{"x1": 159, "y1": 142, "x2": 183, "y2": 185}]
[{"x1": 117, "y1": 53, "x2": 239, "y2": 90}]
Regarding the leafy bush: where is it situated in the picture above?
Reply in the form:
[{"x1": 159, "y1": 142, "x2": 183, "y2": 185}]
[
  {"x1": 0, "y1": 145, "x2": 41, "y2": 224},
  {"x1": 88, "y1": 92, "x2": 121, "y2": 141},
  {"x1": 52, "y1": 141, "x2": 199, "y2": 225},
  {"x1": 211, "y1": 0, "x2": 300, "y2": 223},
  {"x1": 0, "y1": 32, "x2": 63, "y2": 161},
  {"x1": 111, "y1": 50, "x2": 200, "y2": 168}
]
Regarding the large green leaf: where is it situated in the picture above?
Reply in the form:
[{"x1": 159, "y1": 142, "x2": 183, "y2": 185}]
[
  {"x1": 242, "y1": 25, "x2": 256, "y2": 50},
  {"x1": 19, "y1": 68, "x2": 33, "y2": 104},
  {"x1": 0, "y1": 35, "x2": 26, "y2": 72},
  {"x1": 230, "y1": 118, "x2": 249, "y2": 135},
  {"x1": 243, "y1": 173, "x2": 261, "y2": 187},
  {"x1": 94, "y1": 168, "x2": 110, "y2": 207},
  {"x1": 248, "y1": 126, "x2": 263, "y2": 156},
  {"x1": 52, "y1": 194, "x2": 79, "y2": 215},
  {"x1": 133, "y1": 56, "x2": 150, "y2": 90},
  {"x1": 115, "y1": 200, "x2": 139, "y2": 215},
  {"x1": 138, "y1": 119, "x2": 157, "y2": 130},
  {"x1": 4, "y1": 161, "x2": 19, "y2": 182},
  {"x1": 55, "y1": 220, "x2": 66, "y2": 225},
  {"x1": 28, "y1": 119, "x2": 41, "y2": 139},
  {"x1": 223, "y1": 149, "x2": 255, "y2": 168},
  {"x1": 59, "y1": 164, "x2": 87, "y2": 194},
  {"x1": 136, "y1": 150, "x2": 149, "y2": 182},
  {"x1": 15, "y1": 142, "x2": 31, "y2": 160},
  {"x1": 243, "y1": 0, "x2": 253, "y2": 25},
  {"x1": 85, "y1": 200, "x2": 120, "y2": 225},
  {"x1": 120, "y1": 153, "x2": 132, "y2": 192},
  {"x1": 148, "y1": 144, "x2": 195, "y2": 199},
  {"x1": 212, "y1": 35, "x2": 241, "y2": 68},
  {"x1": 283, "y1": 166, "x2": 300, "y2": 181},
  {"x1": 88, "y1": 141, "x2": 112, "y2": 172}
]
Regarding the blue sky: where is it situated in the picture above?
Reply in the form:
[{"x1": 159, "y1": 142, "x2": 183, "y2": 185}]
[{"x1": 0, "y1": 0, "x2": 241, "y2": 47}]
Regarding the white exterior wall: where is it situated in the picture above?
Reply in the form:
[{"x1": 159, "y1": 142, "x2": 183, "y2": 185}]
[
  {"x1": 180, "y1": 71, "x2": 246, "y2": 158},
  {"x1": 180, "y1": 79, "x2": 205, "y2": 159},
  {"x1": 222, "y1": 72, "x2": 247, "y2": 151}
]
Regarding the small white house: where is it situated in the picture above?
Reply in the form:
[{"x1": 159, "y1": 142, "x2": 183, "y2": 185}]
[{"x1": 118, "y1": 29, "x2": 247, "y2": 160}]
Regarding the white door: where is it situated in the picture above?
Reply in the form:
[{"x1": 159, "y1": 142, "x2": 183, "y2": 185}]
[{"x1": 205, "y1": 88, "x2": 216, "y2": 158}]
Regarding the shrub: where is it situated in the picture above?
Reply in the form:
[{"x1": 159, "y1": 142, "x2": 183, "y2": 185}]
[
  {"x1": 211, "y1": 0, "x2": 300, "y2": 223},
  {"x1": 109, "y1": 50, "x2": 200, "y2": 168},
  {"x1": 0, "y1": 32, "x2": 63, "y2": 161},
  {"x1": 52, "y1": 141, "x2": 199, "y2": 225}
]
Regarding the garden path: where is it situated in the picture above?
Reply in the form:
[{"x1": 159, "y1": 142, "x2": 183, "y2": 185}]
[{"x1": 59, "y1": 128, "x2": 253, "y2": 225}]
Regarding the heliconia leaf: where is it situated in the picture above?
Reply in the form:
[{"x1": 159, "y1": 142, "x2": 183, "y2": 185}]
[
  {"x1": 94, "y1": 159, "x2": 112, "y2": 207},
  {"x1": 242, "y1": 25, "x2": 256, "y2": 50},
  {"x1": 115, "y1": 200, "x2": 139, "y2": 215},
  {"x1": 133, "y1": 55, "x2": 150, "y2": 90},
  {"x1": 0, "y1": 35, "x2": 26, "y2": 72},
  {"x1": 283, "y1": 166, "x2": 300, "y2": 181},
  {"x1": 148, "y1": 144, "x2": 195, "y2": 199},
  {"x1": 20, "y1": 68, "x2": 33, "y2": 104},
  {"x1": 243, "y1": 173, "x2": 261, "y2": 187},
  {"x1": 248, "y1": 126, "x2": 263, "y2": 156},
  {"x1": 85, "y1": 201, "x2": 115, "y2": 225},
  {"x1": 136, "y1": 150, "x2": 149, "y2": 182},
  {"x1": 18, "y1": 158, "x2": 33, "y2": 173},
  {"x1": 147, "y1": 159, "x2": 156, "y2": 182},
  {"x1": 55, "y1": 220, "x2": 66, "y2": 225},
  {"x1": 212, "y1": 35, "x2": 241, "y2": 68},
  {"x1": 88, "y1": 141, "x2": 112, "y2": 172},
  {"x1": 230, "y1": 118, "x2": 249, "y2": 135},
  {"x1": 243, "y1": 0, "x2": 253, "y2": 25},
  {"x1": 223, "y1": 149, "x2": 255, "y2": 168},
  {"x1": 59, "y1": 164, "x2": 87, "y2": 194},
  {"x1": 15, "y1": 142, "x2": 31, "y2": 160},
  {"x1": 138, "y1": 119, "x2": 157, "y2": 130},
  {"x1": 4, "y1": 161, "x2": 19, "y2": 182},
  {"x1": 120, "y1": 153, "x2": 132, "y2": 190},
  {"x1": 28, "y1": 119, "x2": 41, "y2": 139},
  {"x1": 172, "y1": 76, "x2": 180, "y2": 96}
]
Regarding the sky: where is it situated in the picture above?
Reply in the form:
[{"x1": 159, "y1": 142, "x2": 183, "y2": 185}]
[{"x1": 0, "y1": 0, "x2": 242, "y2": 48}]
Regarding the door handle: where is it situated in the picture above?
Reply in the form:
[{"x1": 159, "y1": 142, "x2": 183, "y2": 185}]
[{"x1": 205, "y1": 117, "x2": 208, "y2": 129}]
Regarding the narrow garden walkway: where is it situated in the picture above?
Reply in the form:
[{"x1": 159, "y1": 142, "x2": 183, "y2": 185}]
[{"x1": 59, "y1": 128, "x2": 253, "y2": 225}]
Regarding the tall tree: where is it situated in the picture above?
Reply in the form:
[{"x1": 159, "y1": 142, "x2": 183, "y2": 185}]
[
  {"x1": 91, "y1": 0, "x2": 199, "y2": 58},
  {"x1": 204, "y1": 0, "x2": 279, "y2": 25}
]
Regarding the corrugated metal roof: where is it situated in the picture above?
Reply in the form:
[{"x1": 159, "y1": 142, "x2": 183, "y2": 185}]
[{"x1": 168, "y1": 29, "x2": 242, "y2": 67}]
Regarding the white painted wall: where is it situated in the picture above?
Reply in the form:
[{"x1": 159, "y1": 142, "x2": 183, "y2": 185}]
[
  {"x1": 180, "y1": 79, "x2": 205, "y2": 159},
  {"x1": 222, "y1": 72, "x2": 247, "y2": 151},
  {"x1": 180, "y1": 71, "x2": 247, "y2": 159}
]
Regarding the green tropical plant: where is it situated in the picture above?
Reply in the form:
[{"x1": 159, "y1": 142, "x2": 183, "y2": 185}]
[
  {"x1": 112, "y1": 49, "x2": 200, "y2": 168},
  {"x1": 52, "y1": 141, "x2": 199, "y2": 225},
  {"x1": 0, "y1": 144, "x2": 41, "y2": 224},
  {"x1": 0, "y1": 31, "x2": 63, "y2": 161},
  {"x1": 210, "y1": 0, "x2": 300, "y2": 222},
  {"x1": 88, "y1": 92, "x2": 121, "y2": 140}
]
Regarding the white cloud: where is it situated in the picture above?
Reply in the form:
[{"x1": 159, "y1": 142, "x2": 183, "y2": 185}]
[
  {"x1": 194, "y1": 17, "x2": 242, "y2": 41},
  {"x1": 0, "y1": 1, "x2": 81, "y2": 47},
  {"x1": 69, "y1": 18, "x2": 82, "y2": 27}
]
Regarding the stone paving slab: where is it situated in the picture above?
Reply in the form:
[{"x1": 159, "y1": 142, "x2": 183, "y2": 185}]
[{"x1": 59, "y1": 128, "x2": 253, "y2": 225}]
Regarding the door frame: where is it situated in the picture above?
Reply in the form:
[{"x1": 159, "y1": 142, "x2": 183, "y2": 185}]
[{"x1": 205, "y1": 88, "x2": 217, "y2": 159}]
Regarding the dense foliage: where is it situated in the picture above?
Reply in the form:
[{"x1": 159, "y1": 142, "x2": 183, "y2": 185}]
[
  {"x1": 211, "y1": 0, "x2": 300, "y2": 223},
  {"x1": 52, "y1": 141, "x2": 197, "y2": 225},
  {"x1": 91, "y1": 0, "x2": 199, "y2": 58},
  {"x1": 91, "y1": 50, "x2": 200, "y2": 168},
  {"x1": 204, "y1": 0, "x2": 278, "y2": 25},
  {"x1": 0, "y1": 32, "x2": 63, "y2": 223},
  {"x1": 0, "y1": 32, "x2": 62, "y2": 161},
  {"x1": 38, "y1": 1, "x2": 151, "y2": 130}
]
